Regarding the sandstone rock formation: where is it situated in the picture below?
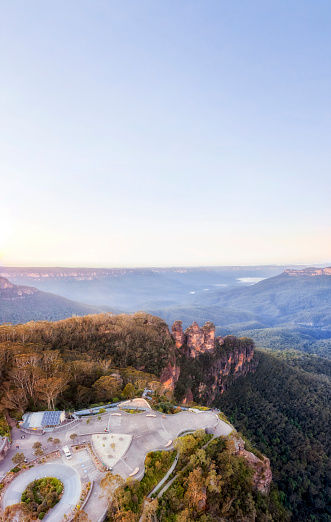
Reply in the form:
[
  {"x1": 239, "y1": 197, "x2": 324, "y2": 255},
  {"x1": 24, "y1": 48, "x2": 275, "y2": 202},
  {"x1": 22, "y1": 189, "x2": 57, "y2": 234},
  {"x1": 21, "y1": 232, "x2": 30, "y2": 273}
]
[
  {"x1": 161, "y1": 320, "x2": 256, "y2": 403},
  {"x1": 171, "y1": 320, "x2": 186, "y2": 348},
  {"x1": 284, "y1": 267, "x2": 331, "y2": 277},
  {"x1": 234, "y1": 437, "x2": 272, "y2": 494},
  {"x1": 160, "y1": 361, "x2": 181, "y2": 391},
  {"x1": 172, "y1": 320, "x2": 216, "y2": 357},
  {"x1": 198, "y1": 335, "x2": 256, "y2": 402},
  {"x1": 0, "y1": 277, "x2": 38, "y2": 299}
]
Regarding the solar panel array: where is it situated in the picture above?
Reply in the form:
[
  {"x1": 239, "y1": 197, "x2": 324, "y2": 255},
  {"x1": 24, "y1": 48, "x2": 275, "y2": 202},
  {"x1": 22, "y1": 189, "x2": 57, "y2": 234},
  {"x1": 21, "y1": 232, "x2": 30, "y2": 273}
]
[{"x1": 42, "y1": 411, "x2": 62, "y2": 426}]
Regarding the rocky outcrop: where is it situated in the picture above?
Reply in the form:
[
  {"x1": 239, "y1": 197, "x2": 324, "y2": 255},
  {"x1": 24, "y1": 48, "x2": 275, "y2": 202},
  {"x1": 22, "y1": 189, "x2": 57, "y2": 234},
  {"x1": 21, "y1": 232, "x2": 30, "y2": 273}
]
[
  {"x1": 0, "y1": 277, "x2": 38, "y2": 299},
  {"x1": 172, "y1": 321, "x2": 186, "y2": 348},
  {"x1": 172, "y1": 320, "x2": 216, "y2": 357},
  {"x1": 215, "y1": 335, "x2": 254, "y2": 378},
  {"x1": 160, "y1": 361, "x2": 181, "y2": 391},
  {"x1": 234, "y1": 437, "x2": 272, "y2": 494},
  {"x1": 163, "y1": 320, "x2": 257, "y2": 404},
  {"x1": 186, "y1": 322, "x2": 207, "y2": 356},
  {"x1": 198, "y1": 336, "x2": 256, "y2": 403},
  {"x1": 0, "y1": 277, "x2": 13, "y2": 289}
]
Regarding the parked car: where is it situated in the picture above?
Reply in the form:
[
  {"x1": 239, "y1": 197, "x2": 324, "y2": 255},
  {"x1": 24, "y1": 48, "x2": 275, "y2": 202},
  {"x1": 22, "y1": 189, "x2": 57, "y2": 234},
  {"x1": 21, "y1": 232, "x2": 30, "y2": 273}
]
[{"x1": 62, "y1": 446, "x2": 72, "y2": 459}]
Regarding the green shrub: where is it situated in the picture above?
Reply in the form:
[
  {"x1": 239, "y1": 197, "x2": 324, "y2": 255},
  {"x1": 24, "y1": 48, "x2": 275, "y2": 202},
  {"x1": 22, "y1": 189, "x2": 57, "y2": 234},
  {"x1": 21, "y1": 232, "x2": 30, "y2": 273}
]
[
  {"x1": 21, "y1": 477, "x2": 63, "y2": 517},
  {"x1": 0, "y1": 414, "x2": 11, "y2": 437}
]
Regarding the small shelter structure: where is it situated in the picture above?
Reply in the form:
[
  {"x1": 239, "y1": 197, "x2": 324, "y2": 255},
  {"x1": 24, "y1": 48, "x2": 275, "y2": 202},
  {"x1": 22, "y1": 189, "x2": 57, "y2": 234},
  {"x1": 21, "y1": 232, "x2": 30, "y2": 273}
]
[{"x1": 22, "y1": 410, "x2": 66, "y2": 430}]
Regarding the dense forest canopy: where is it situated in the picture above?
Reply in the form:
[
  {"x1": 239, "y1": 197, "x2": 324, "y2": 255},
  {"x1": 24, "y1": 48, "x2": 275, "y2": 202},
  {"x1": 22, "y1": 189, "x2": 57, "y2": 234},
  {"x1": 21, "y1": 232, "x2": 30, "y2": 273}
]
[
  {"x1": 0, "y1": 313, "x2": 173, "y2": 374},
  {"x1": 149, "y1": 272, "x2": 331, "y2": 360},
  {"x1": 0, "y1": 313, "x2": 173, "y2": 414},
  {"x1": 1, "y1": 312, "x2": 331, "y2": 520},
  {"x1": 216, "y1": 349, "x2": 331, "y2": 521},
  {"x1": 103, "y1": 431, "x2": 289, "y2": 521}
]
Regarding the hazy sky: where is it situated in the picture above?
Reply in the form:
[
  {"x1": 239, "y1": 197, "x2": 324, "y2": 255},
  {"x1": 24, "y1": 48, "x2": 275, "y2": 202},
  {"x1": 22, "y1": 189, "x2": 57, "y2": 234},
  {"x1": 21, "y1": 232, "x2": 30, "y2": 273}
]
[{"x1": 1, "y1": 1, "x2": 330, "y2": 267}]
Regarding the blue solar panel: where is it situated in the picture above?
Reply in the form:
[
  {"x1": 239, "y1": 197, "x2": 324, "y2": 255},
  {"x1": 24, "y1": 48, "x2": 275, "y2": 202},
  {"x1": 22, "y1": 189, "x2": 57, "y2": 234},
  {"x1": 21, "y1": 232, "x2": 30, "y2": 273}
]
[{"x1": 42, "y1": 411, "x2": 62, "y2": 426}]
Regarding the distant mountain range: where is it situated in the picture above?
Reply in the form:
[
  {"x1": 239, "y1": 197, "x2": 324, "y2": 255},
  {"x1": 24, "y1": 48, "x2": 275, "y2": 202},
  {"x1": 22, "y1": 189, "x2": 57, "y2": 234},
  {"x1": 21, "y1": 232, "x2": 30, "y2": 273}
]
[
  {"x1": 0, "y1": 276, "x2": 117, "y2": 324},
  {"x1": 148, "y1": 267, "x2": 331, "y2": 359},
  {"x1": 0, "y1": 264, "x2": 306, "y2": 310},
  {"x1": 1, "y1": 265, "x2": 330, "y2": 359}
]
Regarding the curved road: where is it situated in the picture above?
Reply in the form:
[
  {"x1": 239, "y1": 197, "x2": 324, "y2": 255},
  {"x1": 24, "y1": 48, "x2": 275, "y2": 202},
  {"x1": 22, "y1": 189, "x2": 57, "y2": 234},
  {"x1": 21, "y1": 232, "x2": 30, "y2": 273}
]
[
  {"x1": 1, "y1": 407, "x2": 232, "y2": 522},
  {"x1": 107, "y1": 410, "x2": 232, "y2": 480},
  {"x1": 2, "y1": 463, "x2": 81, "y2": 522}
]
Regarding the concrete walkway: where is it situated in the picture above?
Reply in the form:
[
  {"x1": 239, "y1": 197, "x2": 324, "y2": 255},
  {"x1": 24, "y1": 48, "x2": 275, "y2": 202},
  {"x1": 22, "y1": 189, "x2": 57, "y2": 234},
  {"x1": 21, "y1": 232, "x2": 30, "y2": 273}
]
[
  {"x1": 0, "y1": 408, "x2": 232, "y2": 522},
  {"x1": 156, "y1": 421, "x2": 230, "y2": 499},
  {"x1": 147, "y1": 452, "x2": 178, "y2": 498},
  {"x1": 108, "y1": 410, "x2": 231, "y2": 480}
]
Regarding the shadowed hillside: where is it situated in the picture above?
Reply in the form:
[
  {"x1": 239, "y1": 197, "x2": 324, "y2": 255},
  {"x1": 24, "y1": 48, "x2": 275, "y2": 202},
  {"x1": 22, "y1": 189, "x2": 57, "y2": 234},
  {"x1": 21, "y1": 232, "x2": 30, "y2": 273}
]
[
  {"x1": 0, "y1": 276, "x2": 118, "y2": 324},
  {"x1": 148, "y1": 268, "x2": 331, "y2": 359}
]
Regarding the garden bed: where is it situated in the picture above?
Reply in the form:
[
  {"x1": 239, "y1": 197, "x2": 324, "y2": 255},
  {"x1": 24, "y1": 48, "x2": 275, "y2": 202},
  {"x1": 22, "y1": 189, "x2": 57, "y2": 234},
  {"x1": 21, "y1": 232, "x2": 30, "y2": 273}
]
[{"x1": 21, "y1": 476, "x2": 63, "y2": 520}]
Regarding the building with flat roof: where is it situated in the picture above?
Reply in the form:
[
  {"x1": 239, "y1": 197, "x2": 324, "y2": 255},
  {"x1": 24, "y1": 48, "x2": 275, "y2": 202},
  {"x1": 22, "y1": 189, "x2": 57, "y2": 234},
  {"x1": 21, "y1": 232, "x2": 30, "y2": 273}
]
[{"x1": 22, "y1": 410, "x2": 65, "y2": 430}]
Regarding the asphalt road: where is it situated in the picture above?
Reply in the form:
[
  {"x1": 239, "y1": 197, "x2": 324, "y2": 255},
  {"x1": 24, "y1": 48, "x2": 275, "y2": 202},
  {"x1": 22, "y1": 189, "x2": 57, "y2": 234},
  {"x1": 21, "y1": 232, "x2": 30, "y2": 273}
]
[{"x1": 2, "y1": 463, "x2": 81, "y2": 522}]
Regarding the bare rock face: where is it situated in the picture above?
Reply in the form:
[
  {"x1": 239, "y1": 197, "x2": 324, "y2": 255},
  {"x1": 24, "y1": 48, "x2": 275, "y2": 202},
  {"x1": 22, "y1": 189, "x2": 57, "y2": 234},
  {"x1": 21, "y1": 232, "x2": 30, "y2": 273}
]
[
  {"x1": 234, "y1": 437, "x2": 272, "y2": 494},
  {"x1": 185, "y1": 322, "x2": 205, "y2": 356},
  {"x1": 202, "y1": 321, "x2": 215, "y2": 351},
  {"x1": 0, "y1": 277, "x2": 39, "y2": 299},
  {"x1": 284, "y1": 267, "x2": 331, "y2": 276},
  {"x1": 163, "y1": 322, "x2": 256, "y2": 402},
  {"x1": 172, "y1": 320, "x2": 186, "y2": 348},
  {"x1": 185, "y1": 321, "x2": 216, "y2": 357},
  {"x1": 183, "y1": 335, "x2": 256, "y2": 404},
  {"x1": 160, "y1": 361, "x2": 180, "y2": 391},
  {"x1": 217, "y1": 336, "x2": 254, "y2": 375},
  {"x1": 0, "y1": 277, "x2": 14, "y2": 289},
  {"x1": 211, "y1": 336, "x2": 255, "y2": 397}
]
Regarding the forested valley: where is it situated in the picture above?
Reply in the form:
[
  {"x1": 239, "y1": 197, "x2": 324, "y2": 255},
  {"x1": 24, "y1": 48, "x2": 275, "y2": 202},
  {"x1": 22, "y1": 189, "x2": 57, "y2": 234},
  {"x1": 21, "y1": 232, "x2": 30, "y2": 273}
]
[
  {"x1": 217, "y1": 349, "x2": 331, "y2": 521},
  {"x1": 1, "y1": 313, "x2": 330, "y2": 520}
]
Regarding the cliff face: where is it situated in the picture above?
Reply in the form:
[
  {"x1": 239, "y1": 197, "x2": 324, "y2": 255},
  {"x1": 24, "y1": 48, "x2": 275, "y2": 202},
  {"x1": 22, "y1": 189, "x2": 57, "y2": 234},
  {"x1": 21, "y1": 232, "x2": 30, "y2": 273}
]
[
  {"x1": 233, "y1": 436, "x2": 272, "y2": 494},
  {"x1": 161, "y1": 320, "x2": 257, "y2": 404},
  {"x1": 0, "y1": 277, "x2": 38, "y2": 299},
  {"x1": 172, "y1": 320, "x2": 218, "y2": 357},
  {"x1": 160, "y1": 361, "x2": 181, "y2": 390},
  {"x1": 192, "y1": 335, "x2": 256, "y2": 404},
  {"x1": 284, "y1": 267, "x2": 331, "y2": 277},
  {"x1": 172, "y1": 321, "x2": 186, "y2": 349},
  {"x1": 185, "y1": 321, "x2": 216, "y2": 357}
]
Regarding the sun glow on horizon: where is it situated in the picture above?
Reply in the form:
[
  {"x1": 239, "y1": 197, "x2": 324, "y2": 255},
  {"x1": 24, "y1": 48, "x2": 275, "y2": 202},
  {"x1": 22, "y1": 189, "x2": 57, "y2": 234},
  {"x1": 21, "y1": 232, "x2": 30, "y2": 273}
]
[{"x1": 1, "y1": 2, "x2": 330, "y2": 268}]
